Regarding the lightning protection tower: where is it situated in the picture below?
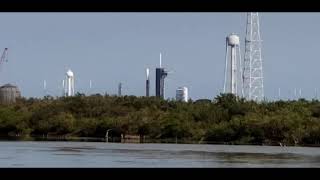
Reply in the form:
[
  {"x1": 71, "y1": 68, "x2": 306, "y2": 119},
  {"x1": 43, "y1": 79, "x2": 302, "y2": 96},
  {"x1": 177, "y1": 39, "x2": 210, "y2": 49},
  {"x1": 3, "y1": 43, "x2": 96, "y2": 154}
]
[
  {"x1": 118, "y1": 82, "x2": 122, "y2": 96},
  {"x1": 243, "y1": 12, "x2": 264, "y2": 101},
  {"x1": 223, "y1": 33, "x2": 243, "y2": 97},
  {"x1": 146, "y1": 68, "x2": 150, "y2": 97}
]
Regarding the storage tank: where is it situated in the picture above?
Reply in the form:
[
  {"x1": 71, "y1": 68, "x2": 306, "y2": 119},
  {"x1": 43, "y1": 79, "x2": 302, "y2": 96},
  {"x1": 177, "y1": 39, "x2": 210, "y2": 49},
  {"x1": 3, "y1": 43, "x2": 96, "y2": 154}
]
[
  {"x1": 0, "y1": 84, "x2": 21, "y2": 104},
  {"x1": 176, "y1": 87, "x2": 188, "y2": 102},
  {"x1": 227, "y1": 33, "x2": 240, "y2": 46}
]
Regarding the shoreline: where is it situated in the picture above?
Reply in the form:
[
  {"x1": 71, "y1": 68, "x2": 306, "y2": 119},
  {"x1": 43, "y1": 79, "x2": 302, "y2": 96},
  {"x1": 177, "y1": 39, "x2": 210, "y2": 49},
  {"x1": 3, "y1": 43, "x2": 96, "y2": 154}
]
[{"x1": 1, "y1": 135, "x2": 320, "y2": 148}]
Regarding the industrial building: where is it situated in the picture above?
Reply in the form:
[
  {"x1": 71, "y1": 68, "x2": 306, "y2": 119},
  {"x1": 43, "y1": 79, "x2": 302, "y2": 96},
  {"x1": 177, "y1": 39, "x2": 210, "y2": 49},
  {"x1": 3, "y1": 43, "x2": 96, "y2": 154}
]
[
  {"x1": 0, "y1": 84, "x2": 21, "y2": 104},
  {"x1": 155, "y1": 53, "x2": 168, "y2": 99},
  {"x1": 176, "y1": 87, "x2": 188, "y2": 102}
]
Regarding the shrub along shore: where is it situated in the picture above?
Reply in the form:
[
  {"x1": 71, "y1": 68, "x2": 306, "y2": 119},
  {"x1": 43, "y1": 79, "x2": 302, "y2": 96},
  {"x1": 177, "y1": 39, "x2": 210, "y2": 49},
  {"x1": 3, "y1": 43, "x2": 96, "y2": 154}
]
[{"x1": 1, "y1": 93, "x2": 320, "y2": 146}]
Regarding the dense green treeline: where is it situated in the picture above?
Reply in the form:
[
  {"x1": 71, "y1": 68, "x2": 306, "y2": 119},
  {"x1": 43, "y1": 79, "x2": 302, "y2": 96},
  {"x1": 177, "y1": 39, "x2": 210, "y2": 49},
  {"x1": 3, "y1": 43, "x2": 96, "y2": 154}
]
[{"x1": 1, "y1": 93, "x2": 320, "y2": 146}]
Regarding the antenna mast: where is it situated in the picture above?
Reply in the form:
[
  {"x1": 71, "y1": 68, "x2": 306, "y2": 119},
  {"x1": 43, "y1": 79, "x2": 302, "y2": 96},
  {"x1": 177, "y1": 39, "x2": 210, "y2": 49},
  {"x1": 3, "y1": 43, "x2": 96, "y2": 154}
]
[{"x1": 243, "y1": 13, "x2": 264, "y2": 101}]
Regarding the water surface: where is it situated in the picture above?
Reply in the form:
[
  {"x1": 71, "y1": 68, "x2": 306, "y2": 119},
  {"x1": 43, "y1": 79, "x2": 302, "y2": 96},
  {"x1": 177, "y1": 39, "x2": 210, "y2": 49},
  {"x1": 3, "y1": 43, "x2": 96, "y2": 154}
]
[{"x1": 0, "y1": 141, "x2": 319, "y2": 167}]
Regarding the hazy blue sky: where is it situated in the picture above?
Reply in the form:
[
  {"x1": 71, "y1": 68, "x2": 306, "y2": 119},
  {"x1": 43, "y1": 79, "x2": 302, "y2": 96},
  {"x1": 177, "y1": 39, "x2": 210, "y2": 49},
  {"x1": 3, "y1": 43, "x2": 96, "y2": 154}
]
[{"x1": 0, "y1": 13, "x2": 319, "y2": 100}]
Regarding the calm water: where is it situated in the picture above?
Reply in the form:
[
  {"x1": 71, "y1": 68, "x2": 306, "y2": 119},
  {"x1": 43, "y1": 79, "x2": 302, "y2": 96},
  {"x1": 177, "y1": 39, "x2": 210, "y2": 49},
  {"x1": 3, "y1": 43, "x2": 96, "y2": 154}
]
[{"x1": 1, "y1": 141, "x2": 320, "y2": 167}]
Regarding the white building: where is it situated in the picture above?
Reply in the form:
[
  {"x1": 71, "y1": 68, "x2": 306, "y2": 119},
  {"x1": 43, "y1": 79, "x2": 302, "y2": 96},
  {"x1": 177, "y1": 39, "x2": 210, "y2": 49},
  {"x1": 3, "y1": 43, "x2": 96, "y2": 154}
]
[
  {"x1": 176, "y1": 87, "x2": 188, "y2": 102},
  {"x1": 64, "y1": 69, "x2": 75, "y2": 96}
]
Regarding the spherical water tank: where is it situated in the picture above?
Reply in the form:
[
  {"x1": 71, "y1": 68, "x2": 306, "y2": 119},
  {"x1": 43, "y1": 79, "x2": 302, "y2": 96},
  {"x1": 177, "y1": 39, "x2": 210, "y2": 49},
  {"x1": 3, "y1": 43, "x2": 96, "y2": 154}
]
[
  {"x1": 0, "y1": 84, "x2": 21, "y2": 104},
  {"x1": 66, "y1": 69, "x2": 74, "y2": 77},
  {"x1": 227, "y1": 34, "x2": 240, "y2": 46}
]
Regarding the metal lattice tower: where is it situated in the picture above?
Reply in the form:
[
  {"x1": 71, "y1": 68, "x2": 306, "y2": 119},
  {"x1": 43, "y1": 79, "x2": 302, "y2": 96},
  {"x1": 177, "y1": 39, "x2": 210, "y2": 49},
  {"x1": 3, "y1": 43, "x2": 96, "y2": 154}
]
[{"x1": 243, "y1": 12, "x2": 264, "y2": 101}]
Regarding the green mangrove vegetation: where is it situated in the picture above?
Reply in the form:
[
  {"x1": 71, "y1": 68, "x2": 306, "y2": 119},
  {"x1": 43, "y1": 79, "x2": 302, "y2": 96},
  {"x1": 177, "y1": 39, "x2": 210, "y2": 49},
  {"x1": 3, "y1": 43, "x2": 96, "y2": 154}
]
[{"x1": 1, "y1": 93, "x2": 320, "y2": 146}]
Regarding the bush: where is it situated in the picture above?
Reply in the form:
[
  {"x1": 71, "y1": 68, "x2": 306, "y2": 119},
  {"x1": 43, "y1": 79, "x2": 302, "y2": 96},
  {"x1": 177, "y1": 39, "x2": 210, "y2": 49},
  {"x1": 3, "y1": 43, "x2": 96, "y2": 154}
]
[{"x1": 1, "y1": 93, "x2": 320, "y2": 146}]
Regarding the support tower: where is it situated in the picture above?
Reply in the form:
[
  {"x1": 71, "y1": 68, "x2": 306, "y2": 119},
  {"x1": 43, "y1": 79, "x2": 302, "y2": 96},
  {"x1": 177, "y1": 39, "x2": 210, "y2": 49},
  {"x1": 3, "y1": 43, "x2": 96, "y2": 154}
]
[
  {"x1": 155, "y1": 53, "x2": 168, "y2": 99},
  {"x1": 243, "y1": 12, "x2": 264, "y2": 101}
]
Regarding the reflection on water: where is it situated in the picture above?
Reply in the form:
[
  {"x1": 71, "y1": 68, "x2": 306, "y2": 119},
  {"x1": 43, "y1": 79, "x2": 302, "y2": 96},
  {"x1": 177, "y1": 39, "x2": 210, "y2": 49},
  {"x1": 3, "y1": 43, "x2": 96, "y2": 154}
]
[{"x1": 0, "y1": 141, "x2": 319, "y2": 167}]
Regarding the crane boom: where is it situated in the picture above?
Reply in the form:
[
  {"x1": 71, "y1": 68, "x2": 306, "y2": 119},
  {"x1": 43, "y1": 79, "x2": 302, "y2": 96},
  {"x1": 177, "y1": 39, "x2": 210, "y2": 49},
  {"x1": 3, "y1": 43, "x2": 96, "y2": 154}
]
[
  {"x1": 0, "y1": 48, "x2": 8, "y2": 83},
  {"x1": 0, "y1": 48, "x2": 8, "y2": 72},
  {"x1": 0, "y1": 48, "x2": 8, "y2": 63}
]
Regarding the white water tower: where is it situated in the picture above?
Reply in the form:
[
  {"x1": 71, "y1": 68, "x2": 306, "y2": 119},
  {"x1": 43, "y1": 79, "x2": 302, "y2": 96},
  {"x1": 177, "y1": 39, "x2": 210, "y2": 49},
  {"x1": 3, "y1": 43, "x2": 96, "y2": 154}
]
[
  {"x1": 223, "y1": 33, "x2": 243, "y2": 96},
  {"x1": 64, "y1": 69, "x2": 75, "y2": 96}
]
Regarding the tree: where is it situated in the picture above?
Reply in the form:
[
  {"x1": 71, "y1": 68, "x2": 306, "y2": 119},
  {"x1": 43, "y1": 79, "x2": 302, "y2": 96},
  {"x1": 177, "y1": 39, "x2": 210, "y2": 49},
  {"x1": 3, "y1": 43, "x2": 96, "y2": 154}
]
[{"x1": 50, "y1": 112, "x2": 75, "y2": 135}]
